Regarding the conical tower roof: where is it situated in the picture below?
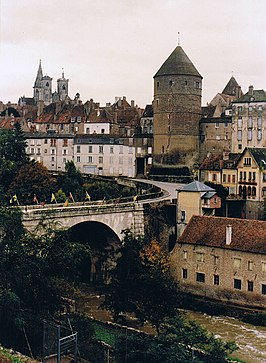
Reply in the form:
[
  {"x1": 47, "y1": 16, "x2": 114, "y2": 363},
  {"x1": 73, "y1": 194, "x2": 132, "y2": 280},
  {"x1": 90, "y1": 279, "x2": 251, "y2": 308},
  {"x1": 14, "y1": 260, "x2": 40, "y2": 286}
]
[
  {"x1": 34, "y1": 60, "x2": 43, "y2": 88},
  {"x1": 222, "y1": 76, "x2": 242, "y2": 97},
  {"x1": 154, "y1": 46, "x2": 202, "y2": 78}
]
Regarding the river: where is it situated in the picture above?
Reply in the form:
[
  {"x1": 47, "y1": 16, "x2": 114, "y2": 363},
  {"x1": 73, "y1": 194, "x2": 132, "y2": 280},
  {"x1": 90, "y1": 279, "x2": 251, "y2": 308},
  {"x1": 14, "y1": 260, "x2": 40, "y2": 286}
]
[
  {"x1": 186, "y1": 310, "x2": 266, "y2": 363},
  {"x1": 75, "y1": 287, "x2": 266, "y2": 363}
]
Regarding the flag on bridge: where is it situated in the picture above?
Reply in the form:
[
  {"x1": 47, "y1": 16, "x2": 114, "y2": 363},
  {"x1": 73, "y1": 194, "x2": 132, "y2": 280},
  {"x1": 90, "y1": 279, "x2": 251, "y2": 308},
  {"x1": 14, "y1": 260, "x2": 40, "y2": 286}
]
[
  {"x1": 10, "y1": 194, "x2": 19, "y2": 205},
  {"x1": 33, "y1": 194, "x2": 39, "y2": 204},
  {"x1": 85, "y1": 191, "x2": 91, "y2": 201},
  {"x1": 69, "y1": 192, "x2": 75, "y2": 203},
  {"x1": 51, "y1": 193, "x2": 57, "y2": 203}
]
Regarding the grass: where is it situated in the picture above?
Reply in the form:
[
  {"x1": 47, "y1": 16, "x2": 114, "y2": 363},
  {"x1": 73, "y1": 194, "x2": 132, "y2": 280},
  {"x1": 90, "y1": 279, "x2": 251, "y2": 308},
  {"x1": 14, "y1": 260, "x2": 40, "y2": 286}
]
[
  {"x1": 92, "y1": 321, "x2": 124, "y2": 347},
  {"x1": 0, "y1": 349, "x2": 25, "y2": 363}
]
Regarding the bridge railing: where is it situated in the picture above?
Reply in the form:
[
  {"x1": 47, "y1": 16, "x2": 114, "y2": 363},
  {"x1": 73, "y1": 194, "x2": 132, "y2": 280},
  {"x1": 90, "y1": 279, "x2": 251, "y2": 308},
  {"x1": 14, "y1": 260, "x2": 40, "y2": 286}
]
[{"x1": 20, "y1": 189, "x2": 167, "y2": 213}]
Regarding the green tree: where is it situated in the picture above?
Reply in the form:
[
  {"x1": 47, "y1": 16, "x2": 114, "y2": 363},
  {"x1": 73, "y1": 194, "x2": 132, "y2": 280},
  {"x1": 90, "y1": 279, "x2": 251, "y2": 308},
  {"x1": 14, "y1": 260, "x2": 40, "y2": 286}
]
[
  {"x1": 102, "y1": 231, "x2": 179, "y2": 333},
  {"x1": 114, "y1": 315, "x2": 237, "y2": 363},
  {"x1": 58, "y1": 161, "x2": 84, "y2": 200}
]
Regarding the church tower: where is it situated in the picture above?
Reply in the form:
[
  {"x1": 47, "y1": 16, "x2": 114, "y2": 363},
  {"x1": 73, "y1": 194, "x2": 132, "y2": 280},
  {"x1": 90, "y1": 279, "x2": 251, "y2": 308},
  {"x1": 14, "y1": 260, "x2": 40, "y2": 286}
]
[
  {"x1": 153, "y1": 45, "x2": 202, "y2": 166},
  {"x1": 57, "y1": 70, "x2": 69, "y2": 101},
  {"x1": 33, "y1": 60, "x2": 43, "y2": 103},
  {"x1": 33, "y1": 60, "x2": 52, "y2": 105}
]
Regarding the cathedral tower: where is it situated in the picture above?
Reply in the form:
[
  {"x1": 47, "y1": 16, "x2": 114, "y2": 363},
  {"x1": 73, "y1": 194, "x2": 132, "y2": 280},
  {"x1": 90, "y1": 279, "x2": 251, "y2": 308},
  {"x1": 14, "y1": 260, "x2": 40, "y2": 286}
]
[
  {"x1": 33, "y1": 60, "x2": 43, "y2": 103},
  {"x1": 153, "y1": 45, "x2": 202, "y2": 166},
  {"x1": 57, "y1": 70, "x2": 69, "y2": 101}
]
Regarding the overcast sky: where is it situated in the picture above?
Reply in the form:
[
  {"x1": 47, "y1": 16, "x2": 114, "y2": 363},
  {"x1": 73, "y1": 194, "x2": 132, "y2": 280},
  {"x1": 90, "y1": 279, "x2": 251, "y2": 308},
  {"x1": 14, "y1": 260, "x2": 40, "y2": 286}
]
[{"x1": 0, "y1": 0, "x2": 266, "y2": 108}]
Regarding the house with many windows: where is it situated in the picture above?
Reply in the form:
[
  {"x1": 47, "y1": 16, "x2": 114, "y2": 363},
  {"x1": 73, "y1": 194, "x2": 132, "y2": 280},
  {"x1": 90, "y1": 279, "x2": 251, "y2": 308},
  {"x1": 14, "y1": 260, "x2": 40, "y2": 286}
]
[
  {"x1": 231, "y1": 86, "x2": 266, "y2": 153},
  {"x1": 170, "y1": 215, "x2": 266, "y2": 308}
]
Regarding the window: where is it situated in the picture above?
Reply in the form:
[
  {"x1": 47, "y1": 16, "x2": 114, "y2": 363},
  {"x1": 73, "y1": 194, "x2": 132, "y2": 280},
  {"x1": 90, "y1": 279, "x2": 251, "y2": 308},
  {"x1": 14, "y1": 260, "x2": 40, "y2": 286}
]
[
  {"x1": 183, "y1": 251, "x2": 187, "y2": 260},
  {"x1": 214, "y1": 275, "x2": 220, "y2": 285},
  {"x1": 184, "y1": 80, "x2": 188, "y2": 86},
  {"x1": 239, "y1": 171, "x2": 243, "y2": 180},
  {"x1": 232, "y1": 175, "x2": 236, "y2": 183},
  {"x1": 88, "y1": 156, "x2": 93, "y2": 163},
  {"x1": 119, "y1": 146, "x2": 123, "y2": 154},
  {"x1": 77, "y1": 156, "x2": 80, "y2": 163},
  {"x1": 248, "y1": 106, "x2": 252, "y2": 113},
  {"x1": 248, "y1": 117, "x2": 253, "y2": 128},
  {"x1": 99, "y1": 146, "x2": 103, "y2": 154},
  {"x1": 30, "y1": 148, "x2": 34, "y2": 154},
  {"x1": 234, "y1": 279, "x2": 241, "y2": 290},
  {"x1": 157, "y1": 81, "x2": 160, "y2": 89},
  {"x1": 258, "y1": 117, "x2": 262, "y2": 128},
  {"x1": 196, "y1": 252, "x2": 204, "y2": 263},
  {"x1": 262, "y1": 262, "x2": 266, "y2": 272},
  {"x1": 228, "y1": 175, "x2": 231, "y2": 183},
  {"x1": 109, "y1": 156, "x2": 113, "y2": 164},
  {"x1": 169, "y1": 80, "x2": 173, "y2": 87},
  {"x1": 129, "y1": 147, "x2": 133, "y2": 154},
  {"x1": 181, "y1": 210, "x2": 186, "y2": 221},
  {"x1": 44, "y1": 139, "x2": 48, "y2": 144},
  {"x1": 244, "y1": 171, "x2": 246, "y2": 180},
  {"x1": 248, "y1": 261, "x2": 253, "y2": 271},
  {"x1": 237, "y1": 106, "x2": 242, "y2": 113},
  {"x1": 244, "y1": 157, "x2": 251, "y2": 166},
  {"x1": 88, "y1": 145, "x2": 92, "y2": 153},
  {"x1": 195, "y1": 81, "x2": 200, "y2": 89},
  {"x1": 196, "y1": 273, "x2": 205, "y2": 283},
  {"x1": 212, "y1": 174, "x2": 217, "y2": 182},
  {"x1": 86, "y1": 127, "x2": 90, "y2": 134},
  {"x1": 216, "y1": 135, "x2": 221, "y2": 140},
  {"x1": 238, "y1": 144, "x2": 242, "y2": 150},
  {"x1": 213, "y1": 255, "x2": 219, "y2": 266},
  {"x1": 248, "y1": 172, "x2": 252, "y2": 181},
  {"x1": 223, "y1": 174, "x2": 226, "y2": 183},
  {"x1": 77, "y1": 145, "x2": 80, "y2": 153},
  {"x1": 63, "y1": 149, "x2": 67, "y2": 155},
  {"x1": 258, "y1": 130, "x2": 262, "y2": 141},
  {"x1": 51, "y1": 149, "x2": 55, "y2": 155},
  {"x1": 119, "y1": 156, "x2": 123, "y2": 165},
  {"x1": 233, "y1": 258, "x2": 241, "y2": 269},
  {"x1": 247, "y1": 129, "x2": 253, "y2": 141},
  {"x1": 156, "y1": 99, "x2": 159, "y2": 107},
  {"x1": 63, "y1": 139, "x2": 68, "y2": 147},
  {"x1": 99, "y1": 156, "x2": 103, "y2": 164},
  {"x1": 237, "y1": 118, "x2": 242, "y2": 128},
  {"x1": 51, "y1": 157, "x2": 54, "y2": 162},
  {"x1": 262, "y1": 284, "x2": 266, "y2": 295},
  {"x1": 247, "y1": 281, "x2": 253, "y2": 292},
  {"x1": 110, "y1": 146, "x2": 114, "y2": 154},
  {"x1": 215, "y1": 122, "x2": 220, "y2": 128},
  {"x1": 237, "y1": 130, "x2": 242, "y2": 141},
  {"x1": 44, "y1": 149, "x2": 47, "y2": 153},
  {"x1": 101, "y1": 129, "x2": 105, "y2": 134},
  {"x1": 182, "y1": 269, "x2": 188, "y2": 279}
]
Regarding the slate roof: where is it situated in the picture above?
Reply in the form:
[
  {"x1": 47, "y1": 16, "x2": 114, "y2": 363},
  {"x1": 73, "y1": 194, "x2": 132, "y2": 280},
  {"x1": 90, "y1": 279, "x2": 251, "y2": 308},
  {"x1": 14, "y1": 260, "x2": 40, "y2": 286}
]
[
  {"x1": 234, "y1": 89, "x2": 266, "y2": 103},
  {"x1": 199, "y1": 154, "x2": 223, "y2": 170},
  {"x1": 142, "y1": 104, "x2": 153, "y2": 118},
  {"x1": 178, "y1": 215, "x2": 266, "y2": 254},
  {"x1": 154, "y1": 46, "x2": 202, "y2": 78},
  {"x1": 222, "y1": 76, "x2": 242, "y2": 97},
  {"x1": 246, "y1": 148, "x2": 266, "y2": 166},
  {"x1": 178, "y1": 181, "x2": 214, "y2": 192}
]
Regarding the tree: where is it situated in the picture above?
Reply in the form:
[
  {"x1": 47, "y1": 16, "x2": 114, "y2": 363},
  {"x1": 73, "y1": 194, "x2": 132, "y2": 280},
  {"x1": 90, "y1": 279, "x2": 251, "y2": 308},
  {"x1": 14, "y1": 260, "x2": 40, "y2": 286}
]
[
  {"x1": 58, "y1": 161, "x2": 84, "y2": 200},
  {"x1": 114, "y1": 315, "x2": 237, "y2": 363},
  {"x1": 0, "y1": 207, "x2": 92, "y2": 354},
  {"x1": 8, "y1": 160, "x2": 57, "y2": 204},
  {"x1": 102, "y1": 231, "x2": 179, "y2": 333}
]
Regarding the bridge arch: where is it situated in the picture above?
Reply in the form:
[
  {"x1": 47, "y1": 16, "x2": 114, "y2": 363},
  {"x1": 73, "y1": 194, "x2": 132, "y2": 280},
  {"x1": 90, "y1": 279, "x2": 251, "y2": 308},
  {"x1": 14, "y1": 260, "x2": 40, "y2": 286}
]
[{"x1": 68, "y1": 220, "x2": 122, "y2": 283}]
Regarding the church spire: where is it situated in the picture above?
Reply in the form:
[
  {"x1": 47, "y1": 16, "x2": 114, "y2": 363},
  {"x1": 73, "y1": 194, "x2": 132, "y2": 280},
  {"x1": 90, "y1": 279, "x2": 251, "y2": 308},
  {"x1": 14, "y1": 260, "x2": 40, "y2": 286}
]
[{"x1": 34, "y1": 59, "x2": 43, "y2": 88}]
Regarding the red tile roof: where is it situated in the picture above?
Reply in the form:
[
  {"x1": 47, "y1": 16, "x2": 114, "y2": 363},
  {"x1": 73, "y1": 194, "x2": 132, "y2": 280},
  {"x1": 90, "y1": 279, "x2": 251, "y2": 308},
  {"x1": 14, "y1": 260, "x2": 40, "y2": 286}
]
[{"x1": 178, "y1": 215, "x2": 266, "y2": 254}]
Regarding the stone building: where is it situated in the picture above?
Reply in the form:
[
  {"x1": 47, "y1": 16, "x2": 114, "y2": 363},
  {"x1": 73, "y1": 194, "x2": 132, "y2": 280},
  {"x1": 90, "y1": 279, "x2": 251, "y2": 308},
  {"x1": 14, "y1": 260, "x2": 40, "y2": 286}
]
[
  {"x1": 153, "y1": 45, "x2": 202, "y2": 167},
  {"x1": 199, "y1": 76, "x2": 242, "y2": 160},
  {"x1": 231, "y1": 86, "x2": 266, "y2": 153},
  {"x1": 170, "y1": 215, "x2": 266, "y2": 308}
]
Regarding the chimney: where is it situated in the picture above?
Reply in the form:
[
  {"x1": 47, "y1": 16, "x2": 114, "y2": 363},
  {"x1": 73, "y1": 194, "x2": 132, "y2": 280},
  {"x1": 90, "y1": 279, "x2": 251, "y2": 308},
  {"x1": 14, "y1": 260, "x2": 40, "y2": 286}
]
[
  {"x1": 248, "y1": 85, "x2": 253, "y2": 95},
  {"x1": 131, "y1": 100, "x2": 135, "y2": 107},
  {"x1": 226, "y1": 225, "x2": 232, "y2": 245}
]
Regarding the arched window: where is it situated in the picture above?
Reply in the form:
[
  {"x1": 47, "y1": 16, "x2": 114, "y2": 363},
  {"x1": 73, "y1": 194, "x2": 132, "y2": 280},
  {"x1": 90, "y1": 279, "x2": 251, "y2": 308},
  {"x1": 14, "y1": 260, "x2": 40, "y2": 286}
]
[
  {"x1": 247, "y1": 186, "x2": 251, "y2": 196},
  {"x1": 242, "y1": 186, "x2": 247, "y2": 199},
  {"x1": 46, "y1": 82, "x2": 49, "y2": 87},
  {"x1": 239, "y1": 185, "x2": 242, "y2": 197},
  {"x1": 252, "y1": 187, "x2": 256, "y2": 196},
  {"x1": 62, "y1": 85, "x2": 66, "y2": 90}
]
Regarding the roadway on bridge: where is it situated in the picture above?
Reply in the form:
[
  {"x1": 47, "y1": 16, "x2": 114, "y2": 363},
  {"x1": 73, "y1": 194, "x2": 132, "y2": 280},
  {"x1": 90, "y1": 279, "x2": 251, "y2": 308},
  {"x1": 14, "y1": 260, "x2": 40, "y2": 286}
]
[{"x1": 133, "y1": 179, "x2": 184, "y2": 203}]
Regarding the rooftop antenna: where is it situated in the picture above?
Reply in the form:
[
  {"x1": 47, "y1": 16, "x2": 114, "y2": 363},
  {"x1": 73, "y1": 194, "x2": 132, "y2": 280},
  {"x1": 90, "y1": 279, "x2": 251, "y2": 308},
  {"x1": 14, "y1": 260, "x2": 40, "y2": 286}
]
[
  {"x1": 62, "y1": 67, "x2": 64, "y2": 78},
  {"x1": 178, "y1": 32, "x2": 180, "y2": 46}
]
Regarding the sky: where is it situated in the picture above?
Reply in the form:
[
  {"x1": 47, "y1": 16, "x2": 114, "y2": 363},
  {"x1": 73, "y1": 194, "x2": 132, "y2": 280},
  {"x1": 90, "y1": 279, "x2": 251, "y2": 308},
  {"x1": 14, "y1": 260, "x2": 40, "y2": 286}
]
[{"x1": 0, "y1": 0, "x2": 266, "y2": 108}]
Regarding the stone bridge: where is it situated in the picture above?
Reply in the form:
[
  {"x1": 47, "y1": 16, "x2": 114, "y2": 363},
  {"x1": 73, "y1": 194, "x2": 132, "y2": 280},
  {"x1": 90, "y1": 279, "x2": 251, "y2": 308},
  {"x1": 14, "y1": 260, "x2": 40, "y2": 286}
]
[{"x1": 22, "y1": 201, "x2": 145, "y2": 240}]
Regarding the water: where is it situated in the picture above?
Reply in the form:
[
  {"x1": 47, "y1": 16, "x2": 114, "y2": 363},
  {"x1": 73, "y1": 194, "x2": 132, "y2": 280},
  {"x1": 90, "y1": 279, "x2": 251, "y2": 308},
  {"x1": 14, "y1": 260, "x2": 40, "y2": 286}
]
[{"x1": 186, "y1": 310, "x2": 266, "y2": 363}]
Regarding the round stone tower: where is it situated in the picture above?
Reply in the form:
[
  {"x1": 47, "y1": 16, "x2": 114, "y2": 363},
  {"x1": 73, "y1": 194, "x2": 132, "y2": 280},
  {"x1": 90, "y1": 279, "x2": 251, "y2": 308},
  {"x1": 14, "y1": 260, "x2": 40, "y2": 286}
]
[{"x1": 153, "y1": 45, "x2": 202, "y2": 166}]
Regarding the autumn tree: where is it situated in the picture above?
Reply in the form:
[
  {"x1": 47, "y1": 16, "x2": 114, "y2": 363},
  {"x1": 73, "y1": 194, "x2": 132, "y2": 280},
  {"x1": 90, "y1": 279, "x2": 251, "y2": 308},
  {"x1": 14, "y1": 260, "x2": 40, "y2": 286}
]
[
  {"x1": 8, "y1": 160, "x2": 57, "y2": 204},
  {"x1": 102, "y1": 231, "x2": 179, "y2": 333}
]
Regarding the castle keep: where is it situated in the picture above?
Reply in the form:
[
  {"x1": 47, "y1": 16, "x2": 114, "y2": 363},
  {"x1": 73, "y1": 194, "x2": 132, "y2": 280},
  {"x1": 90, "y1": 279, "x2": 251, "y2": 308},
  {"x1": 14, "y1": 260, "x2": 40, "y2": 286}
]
[{"x1": 153, "y1": 46, "x2": 202, "y2": 166}]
